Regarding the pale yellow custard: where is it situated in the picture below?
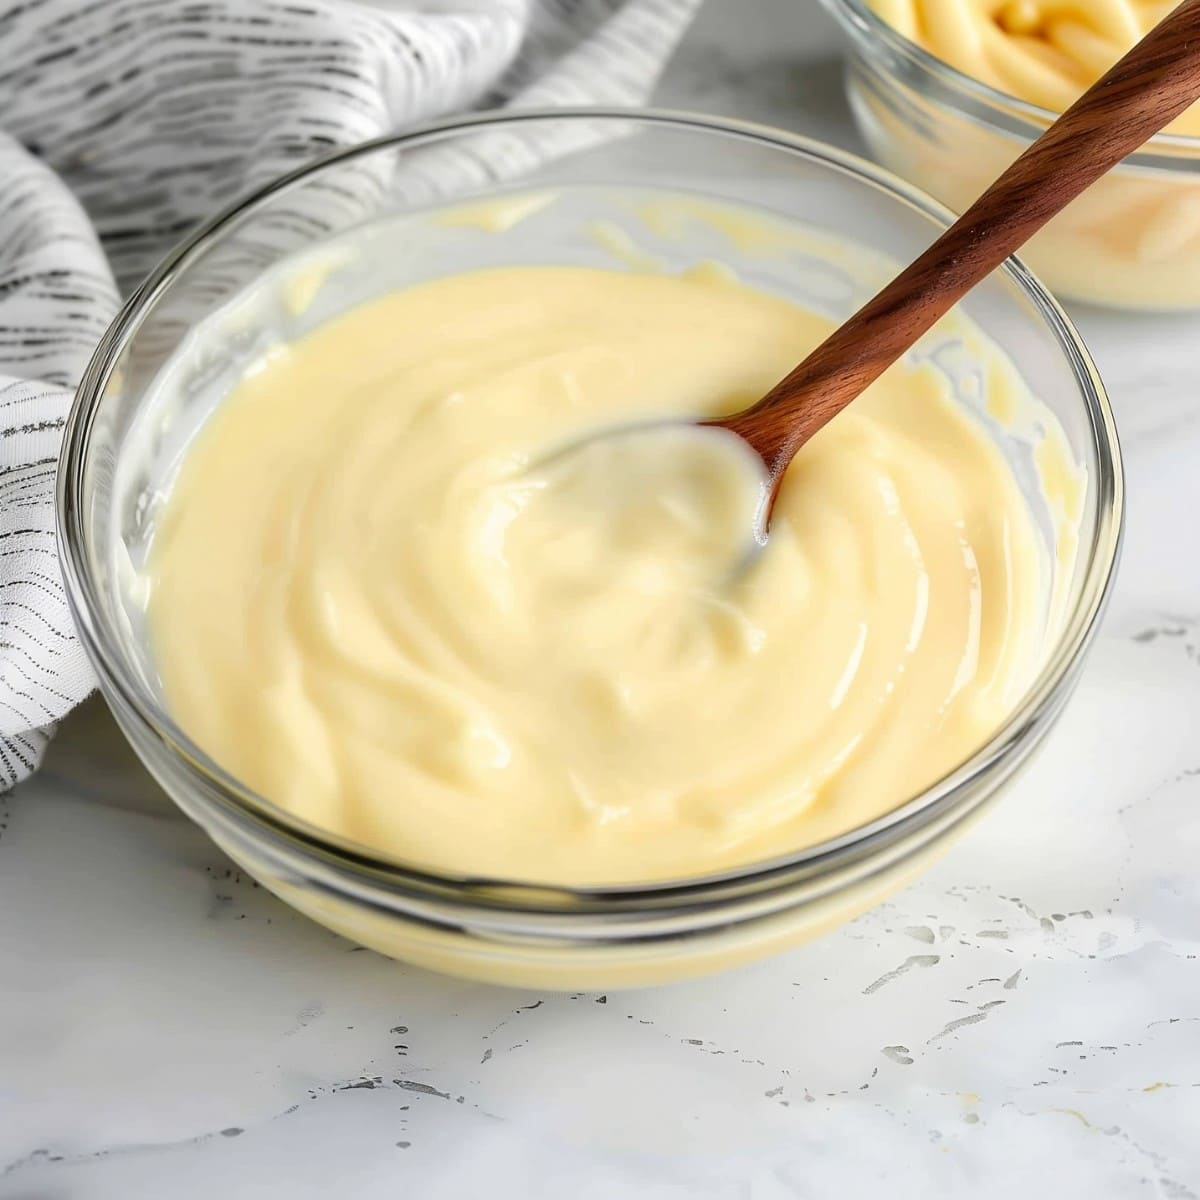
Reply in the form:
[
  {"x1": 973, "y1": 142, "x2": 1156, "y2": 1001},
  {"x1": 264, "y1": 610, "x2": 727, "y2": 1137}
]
[
  {"x1": 870, "y1": 0, "x2": 1197, "y2": 133},
  {"x1": 859, "y1": 0, "x2": 1200, "y2": 307},
  {"x1": 147, "y1": 265, "x2": 1050, "y2": 886}
]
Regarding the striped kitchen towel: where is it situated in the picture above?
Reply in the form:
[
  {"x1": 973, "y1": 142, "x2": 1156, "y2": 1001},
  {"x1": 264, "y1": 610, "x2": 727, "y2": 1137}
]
[{"x1": 0, "y1": 0, "x2": 700, "y2": 788}]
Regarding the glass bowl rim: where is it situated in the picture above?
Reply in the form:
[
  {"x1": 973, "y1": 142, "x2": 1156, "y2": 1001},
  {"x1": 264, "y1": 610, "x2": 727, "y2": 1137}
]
[
  {"x1": 57, "y1": 106, "x2": 1124, "y2": 906},
  {"x1": 820, "y1": 0, "x2": 1200, "y2": 155}
]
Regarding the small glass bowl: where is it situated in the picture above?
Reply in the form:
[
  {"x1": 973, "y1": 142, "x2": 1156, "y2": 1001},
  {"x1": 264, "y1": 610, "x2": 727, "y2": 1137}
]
[
  {"x1": 821, "y1": 0, "x2": 1200, "y2": 310},
  {"x1": 58, "y1": 110, "x2": 1122, "y2": 990}
]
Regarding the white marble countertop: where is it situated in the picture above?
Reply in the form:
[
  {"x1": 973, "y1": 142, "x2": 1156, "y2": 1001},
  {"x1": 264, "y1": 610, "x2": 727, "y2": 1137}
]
[{"x1": 5, "y1": 2, "x2": 1200, "y2": 1196}]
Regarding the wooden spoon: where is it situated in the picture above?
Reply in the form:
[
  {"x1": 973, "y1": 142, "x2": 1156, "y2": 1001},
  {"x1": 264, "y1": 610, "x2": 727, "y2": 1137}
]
[{"x1": 709, "y1": 0, "x2": 1200, "y2": 522}]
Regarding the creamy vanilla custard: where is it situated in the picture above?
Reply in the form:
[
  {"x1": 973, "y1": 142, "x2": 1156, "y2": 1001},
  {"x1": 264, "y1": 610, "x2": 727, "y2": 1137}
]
[
  {"x1": 147, "y1": 263, "x2": 1060, "y2": 885},
  {"x1": 870, "y1": 0, "x2": 1196, "y2": 131}
]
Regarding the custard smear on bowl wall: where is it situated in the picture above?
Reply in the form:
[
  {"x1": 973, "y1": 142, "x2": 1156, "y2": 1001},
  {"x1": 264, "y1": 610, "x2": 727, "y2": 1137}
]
[
  {"x1": 145, "y1": 250, "x2": 1074, "y2": 886},
  {"x1": 852, "y1": 0, "x2": 1200, "y2": 307}
]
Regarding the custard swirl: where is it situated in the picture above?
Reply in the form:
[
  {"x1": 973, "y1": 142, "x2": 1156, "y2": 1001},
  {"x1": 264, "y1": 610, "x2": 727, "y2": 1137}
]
[
  {"x1": 870, "y1": 0, "x2": 1198, "y2": 132},
  {"x1": 148, "y1": 265, "x2": 1051, "y2": 884}
]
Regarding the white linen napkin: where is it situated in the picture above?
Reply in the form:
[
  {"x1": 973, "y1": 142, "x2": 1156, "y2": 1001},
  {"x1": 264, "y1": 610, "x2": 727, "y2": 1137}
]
[{"x1": 0, "y1": 0, "x2": 700, "y2": 787}]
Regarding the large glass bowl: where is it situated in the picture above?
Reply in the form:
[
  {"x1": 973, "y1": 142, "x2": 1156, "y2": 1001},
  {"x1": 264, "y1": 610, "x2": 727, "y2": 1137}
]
[
  {"x1": 821, "y1": 0, "x2": 1200, "y2": 310},
  {"x1": 58, "y1": 110, "x2": 1123, "y2": 990}
]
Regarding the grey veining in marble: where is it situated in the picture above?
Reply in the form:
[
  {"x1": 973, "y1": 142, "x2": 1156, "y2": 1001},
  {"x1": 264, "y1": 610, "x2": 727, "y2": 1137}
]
[{"x1": 4, "y1": 2, "x2": 1200, "y2": 1196}]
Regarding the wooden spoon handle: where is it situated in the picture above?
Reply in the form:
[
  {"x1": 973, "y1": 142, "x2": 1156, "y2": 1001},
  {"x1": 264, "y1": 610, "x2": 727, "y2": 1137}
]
[{"x1": 720, "y1": 0, "x2": 1200, "y2": 477}]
